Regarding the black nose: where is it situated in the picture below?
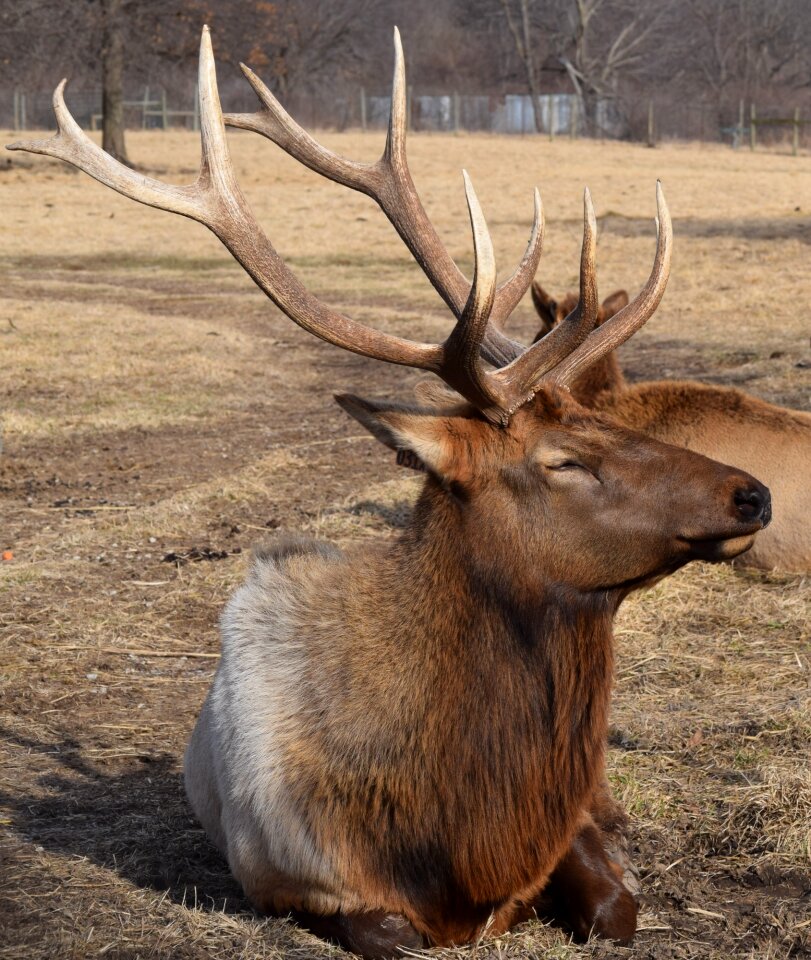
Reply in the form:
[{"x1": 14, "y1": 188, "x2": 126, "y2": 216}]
[{"x1": 733, "y1": 483, "x2": 771, "y2": 527}]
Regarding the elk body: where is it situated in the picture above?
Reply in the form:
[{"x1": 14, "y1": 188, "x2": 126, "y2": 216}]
[
  {"x1": 533, "y1": 284, "x2": 810, "y2": 572},
  {"x1": 10, "y1": 29, "x2": 772, "y2": 957}
]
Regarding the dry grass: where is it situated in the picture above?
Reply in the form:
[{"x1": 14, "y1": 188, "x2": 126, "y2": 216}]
[{"x1": 1, "y1": 130, "x2": 809, "y2": 960}]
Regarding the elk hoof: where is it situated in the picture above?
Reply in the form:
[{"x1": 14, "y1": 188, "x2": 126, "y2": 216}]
[
  {"x1": 580, "y1": 883, "x2": 637, "y2": 945},
  {"x1": 292, "y1": 908, "x2": 425, "y2": 959},
  {"x1": 603, "y1": 831, "x2": 642, "y2": 900}
]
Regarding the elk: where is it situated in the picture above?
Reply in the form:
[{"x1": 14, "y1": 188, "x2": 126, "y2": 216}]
[
  {"x1": 531, "y1": 283, "x2": 810, "y2": 572},
  {"x1": 9, "y1": 27, "x2": 772, "y2": 958}
]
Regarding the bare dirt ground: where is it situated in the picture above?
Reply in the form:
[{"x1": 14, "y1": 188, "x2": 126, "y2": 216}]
[{"x1": 1, "y1": 130, "x2": 809, "y2": 959}]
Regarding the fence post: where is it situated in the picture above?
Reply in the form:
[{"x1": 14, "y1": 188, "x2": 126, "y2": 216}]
[
  {"x1": 570, "y1": 98, "x2": 577, "y2": 139},
  {"x1": 647, "y1": 99, "x2": 655, "y2": 147},
  {"x1": 13, "y1": 89, "x2": 19, "y2": 131},
  {"x1": 453, "y1": 90, "x2": 460, "y2": 134},
  {"x1": 793, "y1": 106, "x2": 800, "y2": 157},
  {"x1": 360, "y1": 87, "x2": 367, "y2": 131},
  {"x1": 749, "y1": 103, "x2": 756, "y2": 151},
  {"x1": 161, "y1": 88, "x2": 168, "y2": 130},
  {"x1": 735, "y1": 98, "x2": 744, "y2": 149},
  {"x1": 142, "y1": 86, "x2": 149, "y2": 129},
  {"x1": 19, "y1": 92, "x2": 26, "y2": 131}
]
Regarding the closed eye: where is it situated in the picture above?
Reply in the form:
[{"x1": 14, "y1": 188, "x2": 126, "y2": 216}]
[
  {"x1": 549, "y1": 460, "x2": 587, "y2": 471},
  {"x1": 545, "y1": 459, "x2": 602, "y2": 483}
]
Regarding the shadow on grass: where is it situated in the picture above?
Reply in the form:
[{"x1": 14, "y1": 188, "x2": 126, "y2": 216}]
[{"x1": 0, "y1": 724, "x2": 246, "y2": 916}]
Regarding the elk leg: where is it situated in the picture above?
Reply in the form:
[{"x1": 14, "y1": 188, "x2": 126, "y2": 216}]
[
  {"x1": 290, "y1": 908, "x2": 426, "y2": 959},
  {"x1": 542, "y1": 818, "x2": 637, "y2": 944},
  {"x1": 589, "y1": 773, "x2": 641, "y2": 897}
]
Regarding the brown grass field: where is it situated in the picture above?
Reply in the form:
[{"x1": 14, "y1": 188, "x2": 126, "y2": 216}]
[{"x1": 1, "y1": 129, "x2": 809, "y2": 959}]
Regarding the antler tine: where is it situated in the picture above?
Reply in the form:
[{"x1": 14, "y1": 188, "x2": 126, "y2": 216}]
[
  {"x1": 7, "y1": 83, "x2": 203, "y2": 222},
  {"x1": 224, "y1": 27, "x2": 530, "y2": 368},
  {"x1": 7, "y1": 28, "x2": 445, "y2": 375},
  {"x1": 547, "y1": 182, "x2": 672, "y2": 388},
  {"x1": 439, "y1": 172, "x2": 502, "y2": 413},
  {"x1": 489, "y1": 188, "x2": 599, "y2": 404},
  {"x1": 228, "y1": 65, "x2": 379, "y2": 196},
  {"x1": 385, "y1": 26, "x2": 408, "y2": 168},
  {"x1": 7, "y1": 28, "x2": 246, "y2": 225},
  {"x1": 485, "y1": 187, "x2": 545, "y2": 346},
  {"x1": 196, "y1": 27, "x2": 243, "y2": 205}
]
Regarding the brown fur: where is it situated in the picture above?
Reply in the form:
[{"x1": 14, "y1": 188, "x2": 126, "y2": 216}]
[
  {"x1": 185, "y1": 387, "x2": 770, "y2": 956},
  {"x1": 531, "y1": 283, "x2": 811, "y2": 571}
]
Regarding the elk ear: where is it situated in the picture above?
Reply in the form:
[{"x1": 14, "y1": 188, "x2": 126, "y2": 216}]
[
  {"x1": 600, "y1": 289, "x2": 630, "y2": 323},
  {"x1": 413, "y1": 378, "x2": 469, "y2": 414},
  {"x1": 531, "y1": 282, "x2": 557, "y2": 339},
  {"x1": 334, "y1": 394, "x2": 451, "y2": 476}
]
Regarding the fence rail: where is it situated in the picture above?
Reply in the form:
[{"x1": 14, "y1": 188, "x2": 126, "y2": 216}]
[{"x1": 3, "y1": 85, "x2": 808, "y2": 153}]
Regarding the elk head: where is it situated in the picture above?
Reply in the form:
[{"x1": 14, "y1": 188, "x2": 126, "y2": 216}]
[
  {"x1": 531, "y1": 282, "x2": 629, "y2": 402},
  {"x1": 532, "y1": 284, "x2": 629, "y2": 341},
  {"x1": 7, "y1": 26, "x2": 770, "y2": 597}
]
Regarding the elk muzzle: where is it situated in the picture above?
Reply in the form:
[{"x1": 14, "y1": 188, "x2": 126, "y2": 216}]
[
  {"x1": 733, "y1": 483, "x2": 771, "y2": 526},
  {"x1": 680, "y1": 473, "x2": 771, "y2": 562}
]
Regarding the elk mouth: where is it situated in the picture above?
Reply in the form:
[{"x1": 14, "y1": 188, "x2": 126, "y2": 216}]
[
  {"x1": 678, "y1": 522, "x2": 765, "y2": 562},
  {"x1": 683, "y1": 533, "x2": 756, "y2": 562}
]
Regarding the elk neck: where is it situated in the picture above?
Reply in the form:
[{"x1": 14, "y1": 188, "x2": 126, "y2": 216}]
[
  {"x1": 386, "y1": 474, "x2": 620, "y2": 658},
  {"x1": 366, "y1": 473, "x2": 619, "y2": 793},
  {"x1": 340, "y1": 476, "x2": 620, "y2": 917}
]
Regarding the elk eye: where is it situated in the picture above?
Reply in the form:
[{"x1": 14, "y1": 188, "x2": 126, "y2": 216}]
[{"x1": 549, "y1": 460, "x2": 586, "y2": 471}]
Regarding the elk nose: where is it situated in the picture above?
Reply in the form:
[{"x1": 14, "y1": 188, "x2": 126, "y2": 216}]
[{"x1": 733, "y1": 483, "x2": 771, "y2": 527}]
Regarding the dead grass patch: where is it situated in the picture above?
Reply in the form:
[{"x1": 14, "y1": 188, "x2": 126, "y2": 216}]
[{"x1": 1, "y1": 131, "x2": 809, "y2": 959}]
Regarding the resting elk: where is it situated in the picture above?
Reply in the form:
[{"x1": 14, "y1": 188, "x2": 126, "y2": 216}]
[
  {"x1": 10, "y1": 27, "x2": 773, "y2": 958},
  {"x1": 531, "y1": 283, "x2": 810, "y2": 572}
]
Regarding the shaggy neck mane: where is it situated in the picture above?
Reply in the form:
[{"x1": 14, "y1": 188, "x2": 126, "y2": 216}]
[{"x1": 345, "y1": 478, "x2": 619, "y2": 929}]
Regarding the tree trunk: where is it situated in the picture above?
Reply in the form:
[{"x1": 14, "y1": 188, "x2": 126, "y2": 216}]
[
  {"x1": 519, "y1": 0, "x2": 544, "y2": 134},
  {"x1": 499, "y1": 0, "x2": 545, "y2": 134},
  {"x1": 101, "y1": 0, "x2": 129, "y2": 164}
]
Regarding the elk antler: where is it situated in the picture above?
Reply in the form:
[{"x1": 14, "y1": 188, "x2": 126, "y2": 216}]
[
  {"x1": 6, "y1": 27, "x2": 671, "y2": 423},
  {"x1": 225, "y1": 28, "x2": 537, "y2": 369},
  {"x1": 542, "y1": 181, "x2": 672, "y2": 390},
  {"x1": 223, "y1": 29, "x2": 671, "y2": 396}
]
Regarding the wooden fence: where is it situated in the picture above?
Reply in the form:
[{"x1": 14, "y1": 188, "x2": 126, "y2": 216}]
[
  {"x1": 5, "y1": 86, "x2": 810, "y2": 153},
  {"x1": 746, "y1": 103, "x2": 809, "y2": 156}
]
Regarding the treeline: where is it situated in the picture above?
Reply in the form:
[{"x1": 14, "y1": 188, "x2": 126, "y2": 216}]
[{"x1": 3, "y1": 0, "x2": 810, "y2": 147}]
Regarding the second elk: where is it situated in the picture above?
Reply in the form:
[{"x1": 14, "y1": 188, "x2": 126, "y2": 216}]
[{"x1": 10, "y1": 27, "x2": 773, "y2": 959}]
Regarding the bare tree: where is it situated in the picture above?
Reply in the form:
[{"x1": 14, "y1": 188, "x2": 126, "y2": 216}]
[
  {"x1": 204, "y1": 0, "x2": 380, "y2": 97},
  {"x1": 675, "y1": 0, "x2": 811, "y2": 107},
  {"x1": 100, "y1": 0, "x2": 128, "y2": 162},
  {"x1": 2, "y1": 0, "x2": 809, "y2": 142},
  {"x1": 550, "y1": 0, "x2": 669, "y2": 134},
  {"x1": 496, "y1": 0, "x2": 546, "y2": 132}
]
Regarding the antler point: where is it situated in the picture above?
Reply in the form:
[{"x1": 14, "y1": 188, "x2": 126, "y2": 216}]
[{"x1": 200, "y1": 24, "x2": 214, "y2": 56}]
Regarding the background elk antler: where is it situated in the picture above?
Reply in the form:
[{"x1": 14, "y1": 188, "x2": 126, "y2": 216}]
[{"x1": 8, "y1": 27, "x2": 672, "y2": 423}]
